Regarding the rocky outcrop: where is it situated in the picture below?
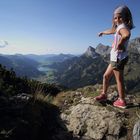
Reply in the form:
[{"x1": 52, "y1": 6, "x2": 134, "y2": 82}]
[
  {"x1": 61, "y1": 97, "x2": 126, "y2": 140},
  {"x1": 53, "y1": 85, "x2": 140, "y2": 140}
]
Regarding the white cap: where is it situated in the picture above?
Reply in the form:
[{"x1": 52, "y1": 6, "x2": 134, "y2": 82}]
[{"x1": 114, "y1": 5, "x2": 128, "y2": 16}]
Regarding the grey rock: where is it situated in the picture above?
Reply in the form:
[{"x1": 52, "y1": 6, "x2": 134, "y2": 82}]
[
  {"x1": 133, "y1": 120, "x2": 140, "y2": 140},
  {"x1": 61, "y1": 97, "x2": 124, "y2": 140}
]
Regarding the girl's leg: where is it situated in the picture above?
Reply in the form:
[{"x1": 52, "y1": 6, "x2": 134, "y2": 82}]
[
  {"x1": 113, "y1": 69, "x2": 125, "y2": 100},
  {"x1": 94, "y1": 64, "x2": 113, "y2": 101},
  {"x1": 102, "y1": 64, "x2": 114, "y2": 94}
]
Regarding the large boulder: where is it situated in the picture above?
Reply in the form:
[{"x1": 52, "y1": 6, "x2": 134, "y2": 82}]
[{"x1": 61, "y1": 97, "x2": 126, "y2": 140}]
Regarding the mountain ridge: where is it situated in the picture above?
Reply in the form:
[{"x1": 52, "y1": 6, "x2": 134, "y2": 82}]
[{"x1": 46, "y1": 37, "x2": 140, "y2": 92}]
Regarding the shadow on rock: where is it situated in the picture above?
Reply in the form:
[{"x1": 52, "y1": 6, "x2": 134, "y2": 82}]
[{"x1": 0, "y1": 95, "x2": 74, "y2": 140}]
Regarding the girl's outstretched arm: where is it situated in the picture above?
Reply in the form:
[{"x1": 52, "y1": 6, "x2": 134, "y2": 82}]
[{"x1": 98, "y1": 28, "x2": 115, "y2": 37}]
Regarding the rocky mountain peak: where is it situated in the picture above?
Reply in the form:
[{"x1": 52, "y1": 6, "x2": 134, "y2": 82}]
[
  {"x1": 95, "y1": 43, "x2": 111, "y2": 56},
  {"x1": 84, "y1": 46, "x2": 99, "y2": 58},
  {"x1": 87, "y1": 46, "x2": 95, "y2": 50}
]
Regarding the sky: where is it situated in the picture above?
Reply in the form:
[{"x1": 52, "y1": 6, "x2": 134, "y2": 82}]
[{"x1": 0, "y1": 0, "x2": 139, "y2": 55}]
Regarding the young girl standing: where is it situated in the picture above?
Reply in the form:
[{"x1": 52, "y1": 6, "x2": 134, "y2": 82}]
[{"x1": 94, "y1": 5, "x2": 134, "y2": 108}]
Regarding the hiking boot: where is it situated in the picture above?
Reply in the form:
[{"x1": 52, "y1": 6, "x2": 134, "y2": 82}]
[
  {"x1": 94, "y1": 93, "x2": 107, "y2": 101},
  {"x1": 113, "y1": 98, "x2": 126, "y2": 109}
]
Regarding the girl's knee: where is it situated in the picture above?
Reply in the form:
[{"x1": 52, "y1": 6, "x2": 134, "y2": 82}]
[{"x1": 103, "y1": 74, "x2": 109, "y2": 81}]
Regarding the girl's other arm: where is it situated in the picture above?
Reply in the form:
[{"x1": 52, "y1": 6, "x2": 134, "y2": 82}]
[{"x1": 116, "y1": 28, "x2": 130, "y2": 50}]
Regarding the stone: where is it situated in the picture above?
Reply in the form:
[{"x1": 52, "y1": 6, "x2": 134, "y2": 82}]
[
  {"x1": 61, "y1": 97, "x2": 124, "y2": 140},
  {"x1": 133, "y1": 120, "x2": 140, "y2": 140}
]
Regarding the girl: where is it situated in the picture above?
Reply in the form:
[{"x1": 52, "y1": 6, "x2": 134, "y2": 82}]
[{"x1": 94, "y1": 5, "x2": 134, "y2": 108}]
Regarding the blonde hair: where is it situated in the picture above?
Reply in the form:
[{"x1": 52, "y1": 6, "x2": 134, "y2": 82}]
[{"x1": 112, "y1": 5, "x2": 134, "y2": 30}]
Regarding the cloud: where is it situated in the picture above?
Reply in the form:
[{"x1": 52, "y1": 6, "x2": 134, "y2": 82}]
[{"x1": 0, "y1": 40, "x2": 9, "y2": 48}]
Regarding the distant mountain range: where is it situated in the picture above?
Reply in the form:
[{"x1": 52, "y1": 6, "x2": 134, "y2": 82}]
[
  {"x1": 48, "y1": 46, "x2": 108, "y2": 88},
  {"x1": 25, "y1": 53, "x2": 75, "y2": 63},
  {"x1": 0, "y1": 37, "x2": 140, "y2": 92},
  {"x1": 0, "y1": 53, "x2": 76, "y2": 78},
  {"x1": 0, "y1": 54, "x2": 42, "y2": 78}
]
